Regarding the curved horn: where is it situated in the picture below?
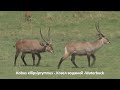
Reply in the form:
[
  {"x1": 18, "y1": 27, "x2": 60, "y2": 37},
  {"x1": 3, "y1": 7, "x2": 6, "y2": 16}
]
[
  {"x1": 48, "y1": 27, "x2": 51, "y2": 41},
  {"x1": 95, "y1": 22, "x2": 104, "y2": 37},
  {"x1": 95, "y1": 22, "x2": 100, "y2": 33},
  {"x1": 40, "y1": 28, "x2": 48, "y2": 44}
]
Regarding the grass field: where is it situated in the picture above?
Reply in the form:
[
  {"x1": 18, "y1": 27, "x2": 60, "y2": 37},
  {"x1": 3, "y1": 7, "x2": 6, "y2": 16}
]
[{"x1": 0, "y1": 11, "x2": 120, "y2": 79}]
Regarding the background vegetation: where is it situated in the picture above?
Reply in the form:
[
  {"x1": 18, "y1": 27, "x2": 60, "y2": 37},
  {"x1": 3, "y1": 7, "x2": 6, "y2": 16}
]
[{"x1": 0, "y1": 11, "x2": 120, "y2": 79}]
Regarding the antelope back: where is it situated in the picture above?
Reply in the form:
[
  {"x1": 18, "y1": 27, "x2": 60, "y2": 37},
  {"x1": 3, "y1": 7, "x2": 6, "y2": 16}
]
[{"x1": 16, "y1": 40, "x2": 41, "y2": 51}]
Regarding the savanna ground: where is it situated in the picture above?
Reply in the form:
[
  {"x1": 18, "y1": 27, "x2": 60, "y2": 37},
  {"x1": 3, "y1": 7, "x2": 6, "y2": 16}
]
[{"x1": 0, "y1": 11, "x2": 120, "y2": 79}]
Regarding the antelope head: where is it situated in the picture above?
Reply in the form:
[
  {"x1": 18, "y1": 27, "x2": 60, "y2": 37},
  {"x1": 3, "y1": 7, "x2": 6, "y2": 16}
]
[
  {"x1": 40, "y1": 27, "x2": 54, "y2": 53},
  {"x1": 95, "y1": 22, "x2": 110, "y2": 44}
]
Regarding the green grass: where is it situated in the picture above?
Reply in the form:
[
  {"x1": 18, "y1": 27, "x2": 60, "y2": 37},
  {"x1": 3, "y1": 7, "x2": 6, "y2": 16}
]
[{"x1": 0, "y1": 11, "x2": 120, "y2": 79}]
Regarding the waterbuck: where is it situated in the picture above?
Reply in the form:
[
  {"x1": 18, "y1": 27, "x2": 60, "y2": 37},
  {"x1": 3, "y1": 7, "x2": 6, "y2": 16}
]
[
  {"x1": 58, "y1": 22, "x2": 110, "y2": 69},
  {"x1": 14, "y1": 28, "x2": 54, "y2": 66},
  {"x1": 25, "y1": 11, "x2": 32, "y2": 22}
]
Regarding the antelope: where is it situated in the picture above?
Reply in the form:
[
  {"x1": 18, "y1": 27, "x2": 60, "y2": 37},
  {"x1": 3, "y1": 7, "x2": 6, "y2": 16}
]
[
  {"x1": 25, "y1": 11, "x2": 32, "y2": 22},
  {"x1": 58, "y1": 22, "x2": 110, "y2": 69},
  {"x1": 14, "y1": 28, "x2": 53, "y2": 66}
]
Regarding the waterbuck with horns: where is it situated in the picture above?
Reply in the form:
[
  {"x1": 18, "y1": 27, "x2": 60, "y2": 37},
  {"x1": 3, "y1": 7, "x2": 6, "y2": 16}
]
[
  {"x1": 14, "y1": 28, "x2": 54, "y2": 66},
  {"x1": 58, "y1": 22, "x2": 110, "y2": 69}
]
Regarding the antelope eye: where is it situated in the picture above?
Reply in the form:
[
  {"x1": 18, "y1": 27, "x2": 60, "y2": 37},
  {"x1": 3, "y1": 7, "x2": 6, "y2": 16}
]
[{"x1": 46, "y1": 43, "x2": 49, "y2": 45}]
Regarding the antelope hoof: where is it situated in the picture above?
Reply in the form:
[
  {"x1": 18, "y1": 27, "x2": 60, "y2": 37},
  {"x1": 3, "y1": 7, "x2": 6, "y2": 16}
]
[
  {"x1": 36, "y1": 64, "x2": 39, "y2": 67},
  {"x1": 58, "y1": 66, "x2": 60, "y2": 69},
  {"x1": 72, "y1": 66, "x2": 79, "y2": 68},
  {"x1": 24, "y1": 64, "x2": 27, "y2": 66}
]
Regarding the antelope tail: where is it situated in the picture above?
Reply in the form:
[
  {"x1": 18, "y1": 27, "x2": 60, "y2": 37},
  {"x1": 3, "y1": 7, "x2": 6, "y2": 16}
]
[{"x1": 65, "y1": 47, "x2": 68, "y2": 55}]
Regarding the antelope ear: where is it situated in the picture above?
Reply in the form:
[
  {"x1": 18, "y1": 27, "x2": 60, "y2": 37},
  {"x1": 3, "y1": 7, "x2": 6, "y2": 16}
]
[{"x1": 49, "y1": 42, "x2": 52, "y2": 45}]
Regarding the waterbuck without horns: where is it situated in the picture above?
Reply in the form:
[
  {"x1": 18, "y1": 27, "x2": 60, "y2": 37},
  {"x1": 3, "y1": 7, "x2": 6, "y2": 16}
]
[
  {"x1": 25, "y1": 11, "x2": 32, "y2": 22},
  {"x1": 58, "y1": 22, "x2": 110, "y2": 69},
  {"x1": 14, "y1": 28, "x2": 54, "y2": 66}
]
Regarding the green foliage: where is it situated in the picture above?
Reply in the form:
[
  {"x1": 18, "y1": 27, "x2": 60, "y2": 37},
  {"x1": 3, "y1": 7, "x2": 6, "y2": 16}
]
[{"x1": 0, "y1": 11, "x2": 120, "y2": 79}]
